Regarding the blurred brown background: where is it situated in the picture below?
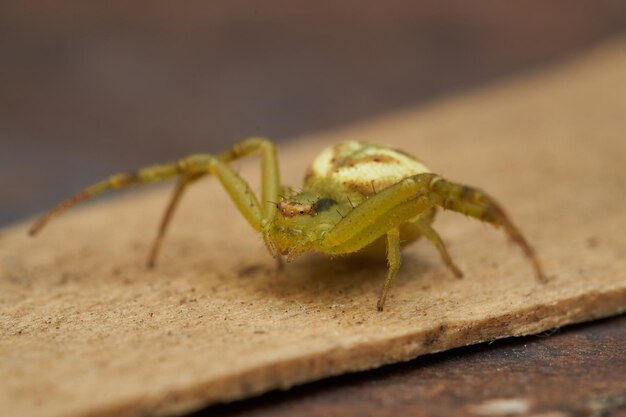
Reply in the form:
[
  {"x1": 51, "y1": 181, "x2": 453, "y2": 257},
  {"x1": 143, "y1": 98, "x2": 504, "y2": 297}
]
[{"x1": 2, "y1": 1, "x2": 626, "y2": 226}]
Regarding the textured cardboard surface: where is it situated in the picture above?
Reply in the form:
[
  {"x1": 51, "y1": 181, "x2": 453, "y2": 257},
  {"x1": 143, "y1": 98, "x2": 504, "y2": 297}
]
[{"x1": 1, "y1": 39, "x2": 626, "y2": 417}]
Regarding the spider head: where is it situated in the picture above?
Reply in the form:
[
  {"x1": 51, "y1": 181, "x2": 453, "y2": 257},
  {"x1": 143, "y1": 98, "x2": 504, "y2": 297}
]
[{"x1": 265, "y1": 192, "x2": 339, "y2": 260}]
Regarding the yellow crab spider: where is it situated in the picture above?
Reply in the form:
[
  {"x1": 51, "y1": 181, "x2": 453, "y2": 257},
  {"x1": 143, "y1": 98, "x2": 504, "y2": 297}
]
[{"x1": 29, "y1": 138, "x2": 545, "y2": 310}]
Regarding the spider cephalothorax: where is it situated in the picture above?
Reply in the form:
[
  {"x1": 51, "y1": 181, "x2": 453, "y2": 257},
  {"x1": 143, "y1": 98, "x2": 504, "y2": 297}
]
[
  {"x1": 269, "y1": 193, "x2": 340, "y2": 259},
  {"x1": 30, "y1": 138, "x2": 545, "y2": 310}
]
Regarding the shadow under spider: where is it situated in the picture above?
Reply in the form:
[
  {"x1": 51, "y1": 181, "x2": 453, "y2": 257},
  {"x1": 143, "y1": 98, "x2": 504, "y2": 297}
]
[{"x1": 239, "y1": 249, "x2": 438, "y2": 304}]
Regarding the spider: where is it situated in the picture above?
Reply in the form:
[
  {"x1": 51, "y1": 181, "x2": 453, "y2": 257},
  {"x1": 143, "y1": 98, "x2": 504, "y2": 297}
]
[{"x1": 30, "y1": 138, "x2": 545, "y2": 310}]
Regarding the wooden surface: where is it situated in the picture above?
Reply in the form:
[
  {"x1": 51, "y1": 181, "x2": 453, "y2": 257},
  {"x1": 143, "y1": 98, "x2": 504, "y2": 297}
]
[
  {"x1": 206, "y1": 314, "x2": 626, "y2": 417},
  {"x1": 2, "y1": 38, "x2": 626, "y2": 417}
]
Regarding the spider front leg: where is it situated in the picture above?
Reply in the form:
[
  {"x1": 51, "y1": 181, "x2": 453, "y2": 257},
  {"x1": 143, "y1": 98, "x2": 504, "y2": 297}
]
[
  {"x1": 319, "y1": 181, "x2": 436, "y2": 310},
  {"x1": 147, "y1": 137, "x2": 281, "y2": 266},
  {"x1": 319, "y1": 173, "x2": 545, "y2": 310},
  {"x1": 29, "y1": 137, "x2": 281, "y2": 266}
]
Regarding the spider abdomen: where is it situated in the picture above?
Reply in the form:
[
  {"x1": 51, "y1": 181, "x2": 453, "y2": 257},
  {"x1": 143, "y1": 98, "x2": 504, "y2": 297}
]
[{"x1": 304, "y1": 141, "x2": 431, "y2": 203}]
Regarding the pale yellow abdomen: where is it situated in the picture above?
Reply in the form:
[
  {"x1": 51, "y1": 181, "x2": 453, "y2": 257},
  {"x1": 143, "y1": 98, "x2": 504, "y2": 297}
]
[{"x1": 304, "y1": 141, "x2": 431, "y2": 205}]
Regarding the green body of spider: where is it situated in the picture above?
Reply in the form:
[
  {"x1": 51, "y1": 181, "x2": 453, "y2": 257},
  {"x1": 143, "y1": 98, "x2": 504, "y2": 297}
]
[{"x1": 30, "y1": 138, "x2": 545, "y2": 310}]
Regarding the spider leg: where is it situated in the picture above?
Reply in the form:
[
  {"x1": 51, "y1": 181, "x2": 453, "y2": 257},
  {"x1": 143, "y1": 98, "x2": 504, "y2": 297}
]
[
  {"x1": 28, "y1": 162, "x2": 183, "y2": 236},
  {"x1": 428, "y1": 177, "x2": 546, "y2": 282},
  {"x1": 319, "y1": 186, "x2": 435, "y2": 310},
  {"x1": 146, "y1": 174, "x2": 201, "y2": 268},
  {"x1": 319, "y1": 176, "x2": 432, "y2": 253},
  {"x1": 321, "y1": 193, "x2": 435, "y2": 310},
  {"x1": 318, "y1": 173, "x2": 545, "y2": 309},
  {"x1": 30, "y1": 138, "x2": 281, "y2": 264},
  {"x1": 412, "y1": 218, "x2": 463, "y2": 279},
  {"x1": 377, "y1": 228, "x2": 401, "y2": 311}
]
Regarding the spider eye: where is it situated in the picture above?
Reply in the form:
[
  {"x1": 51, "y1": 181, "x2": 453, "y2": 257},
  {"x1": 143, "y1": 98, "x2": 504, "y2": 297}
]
[{"x1": 277, "y1": 201, "x2": 313, "y2": 217}]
